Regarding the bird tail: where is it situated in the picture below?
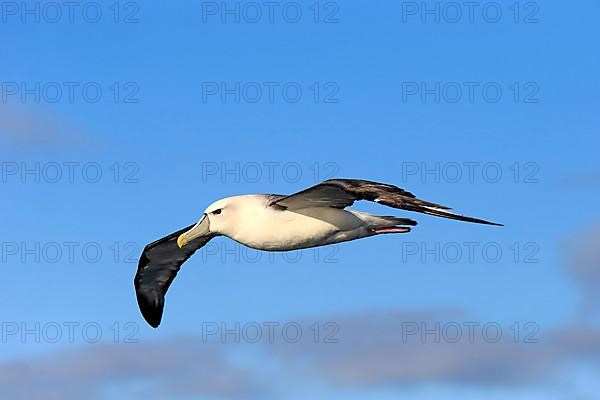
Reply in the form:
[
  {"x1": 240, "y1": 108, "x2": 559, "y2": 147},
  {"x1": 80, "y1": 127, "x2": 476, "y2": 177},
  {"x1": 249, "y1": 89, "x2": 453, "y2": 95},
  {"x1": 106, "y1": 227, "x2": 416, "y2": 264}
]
[{"x1": 349, "y1": 210, "x2": 417, "y2": 230}]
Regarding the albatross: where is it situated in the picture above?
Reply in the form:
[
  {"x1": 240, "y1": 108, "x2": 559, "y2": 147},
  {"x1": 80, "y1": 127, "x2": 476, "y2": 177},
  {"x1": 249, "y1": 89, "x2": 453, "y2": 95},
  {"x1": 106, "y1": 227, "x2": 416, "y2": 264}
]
[{"x1": 135, "y1": 178, "x2": 502, "y2": 327}]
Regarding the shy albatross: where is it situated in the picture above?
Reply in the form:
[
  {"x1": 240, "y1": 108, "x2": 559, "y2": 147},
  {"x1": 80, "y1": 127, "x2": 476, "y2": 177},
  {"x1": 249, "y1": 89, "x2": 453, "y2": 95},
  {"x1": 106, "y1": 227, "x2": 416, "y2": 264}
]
[{"x1": 135, "y1": 179, "x2": 501, "y2": 327}]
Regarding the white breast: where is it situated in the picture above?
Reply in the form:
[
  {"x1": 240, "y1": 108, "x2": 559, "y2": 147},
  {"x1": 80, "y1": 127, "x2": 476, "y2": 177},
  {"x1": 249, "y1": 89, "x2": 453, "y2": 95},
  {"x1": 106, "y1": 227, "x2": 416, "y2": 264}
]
[{"x1": 229, "y1": 196, "x2": 366, "y2": 251}]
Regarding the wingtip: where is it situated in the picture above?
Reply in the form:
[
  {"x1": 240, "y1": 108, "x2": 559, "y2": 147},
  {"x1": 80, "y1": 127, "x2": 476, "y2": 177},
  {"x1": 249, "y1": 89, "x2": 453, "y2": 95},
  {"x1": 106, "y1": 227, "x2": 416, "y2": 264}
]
[
  {"x1": 146, "y1": 317, "x2": 161, "y2": 329},
  {"x1": 141, "y1": 308, "x2": 163, "y2": 328},
  {"x1": 136, "y1": 290, "x2": 164, "y2": 328},
  {"x1": 482, "y1": 220, "x2": 503, "y2": 227},
  {"x1": 479, "y1": 220, "x2": 503, "y2": 227}
]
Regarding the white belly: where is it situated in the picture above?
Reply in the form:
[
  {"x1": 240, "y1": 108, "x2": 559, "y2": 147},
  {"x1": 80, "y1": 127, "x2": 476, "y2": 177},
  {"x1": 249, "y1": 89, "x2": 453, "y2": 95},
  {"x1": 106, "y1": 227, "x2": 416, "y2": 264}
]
[{"x1": 230, "y1": 205, "x2": 369, "y2": 251}]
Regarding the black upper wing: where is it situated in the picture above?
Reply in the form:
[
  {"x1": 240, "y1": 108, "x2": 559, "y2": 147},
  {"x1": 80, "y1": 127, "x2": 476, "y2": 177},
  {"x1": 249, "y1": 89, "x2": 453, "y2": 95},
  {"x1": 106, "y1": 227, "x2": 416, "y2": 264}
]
[
  {"x1": 134, "y1": 225, "x2": 215, "y2": 328},
  {"x1": 268, "y1": 179, "x2": 502, "y2": 226}
]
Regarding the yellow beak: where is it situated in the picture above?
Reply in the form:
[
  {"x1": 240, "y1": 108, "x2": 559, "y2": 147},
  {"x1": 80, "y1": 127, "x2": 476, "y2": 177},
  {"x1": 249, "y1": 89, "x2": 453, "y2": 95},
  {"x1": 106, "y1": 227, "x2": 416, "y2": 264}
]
[{"x1": 177, "y1": 214, "x2": 210, "y2": 248}]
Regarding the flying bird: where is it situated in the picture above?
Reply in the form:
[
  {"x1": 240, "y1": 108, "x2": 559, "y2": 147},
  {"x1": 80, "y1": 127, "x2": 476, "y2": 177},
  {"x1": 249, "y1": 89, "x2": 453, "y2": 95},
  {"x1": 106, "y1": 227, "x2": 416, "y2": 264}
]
[{"x1": 134, "y1": 179, "x2": 502, "y2": 327}]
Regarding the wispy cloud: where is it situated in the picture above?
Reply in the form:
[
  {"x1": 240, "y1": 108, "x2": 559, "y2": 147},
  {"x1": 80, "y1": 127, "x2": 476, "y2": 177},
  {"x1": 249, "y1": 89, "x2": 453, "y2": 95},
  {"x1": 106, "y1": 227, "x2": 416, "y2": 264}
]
[
  {"x1": 564, "y1": 224, "x2": 600, "y2": 316},
  {"x1": 268, "y1": 309, "x2": 600, "y2": 390},
  {"x1": 0, "y1": 337, "x2": 262, "y2": 400},
  {"x1": 271, "y1": 309, "x2": 554, "y2": 387},
  {"x1": 560, "y1": 173, "x2": 600, "y2": 186},
  {"x1": 2, "y1": 311, "x2": 600, "y2": 399},
  {"x1": 0, "y1": 104, "x2": 87, "y2": 148}
]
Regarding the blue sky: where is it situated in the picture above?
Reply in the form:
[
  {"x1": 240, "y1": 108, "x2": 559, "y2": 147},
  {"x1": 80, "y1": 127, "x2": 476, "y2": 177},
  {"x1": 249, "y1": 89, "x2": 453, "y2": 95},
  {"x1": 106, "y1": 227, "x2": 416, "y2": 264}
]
[{"x1": 1, "y1": 1, "x2": 600, "y2": 399}]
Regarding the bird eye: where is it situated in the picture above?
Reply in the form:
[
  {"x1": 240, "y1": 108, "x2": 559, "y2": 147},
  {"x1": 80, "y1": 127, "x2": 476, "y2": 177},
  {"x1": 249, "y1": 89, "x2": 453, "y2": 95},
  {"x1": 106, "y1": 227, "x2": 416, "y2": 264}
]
[{"x1": 213, "y1": 209, "x2": 222, "y2": 215}]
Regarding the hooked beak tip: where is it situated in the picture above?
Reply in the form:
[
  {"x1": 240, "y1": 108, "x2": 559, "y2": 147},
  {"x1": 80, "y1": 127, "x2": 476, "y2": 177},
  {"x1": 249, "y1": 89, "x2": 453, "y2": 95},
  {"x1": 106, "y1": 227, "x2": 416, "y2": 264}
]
[
  {"x1": 178, "y1": 214, "x2": 210, "y2": 248},
  {"x1": 177, "y1": 234, "x2": 187, "y2": 249}
]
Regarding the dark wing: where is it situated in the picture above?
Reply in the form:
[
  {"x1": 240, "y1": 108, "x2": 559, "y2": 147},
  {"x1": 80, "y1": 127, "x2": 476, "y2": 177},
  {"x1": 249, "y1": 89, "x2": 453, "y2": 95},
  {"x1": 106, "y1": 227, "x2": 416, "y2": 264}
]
[
  {"x1": 134, "y1": 225, "x2": 215, "y2": 328},
  {"x1": 268, "y1": 178, "x2": 502, "y2": 226}
]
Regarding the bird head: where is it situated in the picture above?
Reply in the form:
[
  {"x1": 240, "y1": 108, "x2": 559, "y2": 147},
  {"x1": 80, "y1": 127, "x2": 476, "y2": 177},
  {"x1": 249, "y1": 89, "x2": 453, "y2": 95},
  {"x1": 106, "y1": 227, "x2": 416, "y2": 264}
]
[{"x1": 177, "y1": 196, "x2": 240, "y2": 248}]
